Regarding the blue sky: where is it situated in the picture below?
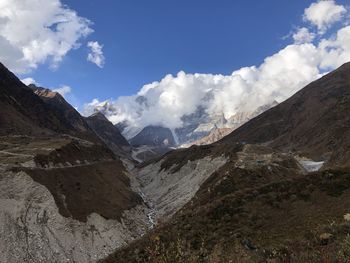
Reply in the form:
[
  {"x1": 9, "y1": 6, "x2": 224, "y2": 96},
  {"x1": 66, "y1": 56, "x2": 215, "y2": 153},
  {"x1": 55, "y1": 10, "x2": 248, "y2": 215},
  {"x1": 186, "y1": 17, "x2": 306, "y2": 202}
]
[
  {"x1": 1, "y1": 0, "x2": 350, "y2": 130},
  {"x1": 16, "y1": 0, "x2": 340, "y2": 107}
]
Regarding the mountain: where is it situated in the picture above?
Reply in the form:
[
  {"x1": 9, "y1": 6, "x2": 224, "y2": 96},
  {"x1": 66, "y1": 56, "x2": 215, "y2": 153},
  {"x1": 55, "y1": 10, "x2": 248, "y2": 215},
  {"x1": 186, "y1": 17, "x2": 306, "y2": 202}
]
[
  {"x1": 181, "y1": 127, "x2": 233, "y2": 147},
  {"x1": 129, "y1": 126, "x2": 176, "y2": 162},
  {"x1": 102, "y1": 62, "x2": 350, "y2": 262},
  {"x1": 93, "y1": 99, "x2": 278, "y2": 148},
  {"x1": 30, "y1": 85, "x2": 132, "y2": 159},
  {"x1": 0, "y1": 63, "x2": 77, "y2": 137},
  {"x1": 30, "y1": 85, "x2": 101, "y2": 142},
  {"x1": 130, "y1": 126, "x2": 176, "y2": 148},
  {"x1": 221, "y1": 63, "x2": 350, "y2": 168},
  {"x1": 180, "y1": 101, "x2": 279, "y2": 147},
  {"x1": 0, "y1": 62, "x2": 154, "y2": 262},
  {"x1": 85, "y1": 112, "x2": 131, "y2": 157}
]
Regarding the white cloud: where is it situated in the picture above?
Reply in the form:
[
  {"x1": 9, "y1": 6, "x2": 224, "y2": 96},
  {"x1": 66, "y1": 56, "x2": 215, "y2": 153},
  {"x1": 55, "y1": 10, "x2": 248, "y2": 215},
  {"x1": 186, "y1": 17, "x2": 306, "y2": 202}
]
[
  {"x1": 21, "y1": 77, "x2": 37, "y2": 86},
  {"x1": 293, "y1": 27, "x2": 316, "y2": 44},
  {"x1": 80, "y1": 1, "x2": 350, "y2": 139},
  {"x1": 304, "y1": 0, "x2": 347, "y2": 34},
  {"x1": 0, "y1": 0, "x2": 93, "y2": 73},
  {"x1": 318, "y1": 25, "x2": 350, "y2": 69},
  {"x1": 53, "y1": 85, "x2": 72, "y2": 97},
  {"x1": 87, "y1": 41, "x2": 105, "y2": 68},
  {"x1": 84, "y1": 42, "x2": 323, "y2": 138}
]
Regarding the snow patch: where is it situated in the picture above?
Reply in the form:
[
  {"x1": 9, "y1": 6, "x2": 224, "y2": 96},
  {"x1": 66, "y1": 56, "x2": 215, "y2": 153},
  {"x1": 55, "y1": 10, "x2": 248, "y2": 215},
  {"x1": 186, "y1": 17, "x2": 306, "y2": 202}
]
[{"x1": 298, "y1": 159, "x2": 324, "y2": 172}]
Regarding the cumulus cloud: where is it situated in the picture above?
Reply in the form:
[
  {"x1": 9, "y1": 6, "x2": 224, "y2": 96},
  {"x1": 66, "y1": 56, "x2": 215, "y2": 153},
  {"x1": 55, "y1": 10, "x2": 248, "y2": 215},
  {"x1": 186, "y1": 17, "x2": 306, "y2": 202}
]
[
  {"x1": 0, "y1": 0, "x2": 93, "y2": 73},
  {"x1": 87, "y1": 41, "x2": 105, "y2": 68},
  {"x1": 293, "y1": 27, "x2": 316, "y2": 44},
  {"x1": 84, "y1": 43, "x2": 322, "y2": 135},
  {"x1": 304, "y1": 0, "x2": 347, "y2": 34},
  {"x1": 21, "y1": 77, "x2": 37, "y2": 86},
  {"x1": 83, "y1": 1, "x2": 350, "y2": 138},
  {"x1": 53, "y1": 85, "x2": 72, "y2": 97}
]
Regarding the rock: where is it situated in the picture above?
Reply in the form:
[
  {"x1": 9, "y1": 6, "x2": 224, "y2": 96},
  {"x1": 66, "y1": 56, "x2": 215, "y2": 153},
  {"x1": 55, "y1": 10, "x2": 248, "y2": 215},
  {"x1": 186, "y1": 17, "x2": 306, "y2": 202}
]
[
  {"x1": 319, "y1": 233, "x2": 333, "y2": 245},
  {"x1": 344, "y1": 213, "x2": 350, "y2": 222},
  {"x1": 241, "y1": 239, "x2": 257, "y2": 250}
]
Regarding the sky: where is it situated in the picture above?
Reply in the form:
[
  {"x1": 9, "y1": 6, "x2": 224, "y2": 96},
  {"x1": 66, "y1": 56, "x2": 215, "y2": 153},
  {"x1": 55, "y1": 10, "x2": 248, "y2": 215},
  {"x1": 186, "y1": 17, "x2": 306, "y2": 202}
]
[{"x1": 1, "y1": 0, "x2": 350, "y2": 136}]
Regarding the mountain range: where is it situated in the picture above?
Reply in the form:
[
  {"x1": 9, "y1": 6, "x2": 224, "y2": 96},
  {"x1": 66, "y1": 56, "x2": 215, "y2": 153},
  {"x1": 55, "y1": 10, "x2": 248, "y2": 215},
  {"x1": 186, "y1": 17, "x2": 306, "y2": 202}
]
[
  {"x1": 89, "y1": 96, "x2": 279, "y2": 149},
  {"x1": 0, "y1": 62, "x2": 153, "y2": 262},
  {"x1": 1, "y1": 61, "x2": 350, "y2": 262},
  {"x1": 103, "y1": 62, "x2": 350, "y2": 262}
]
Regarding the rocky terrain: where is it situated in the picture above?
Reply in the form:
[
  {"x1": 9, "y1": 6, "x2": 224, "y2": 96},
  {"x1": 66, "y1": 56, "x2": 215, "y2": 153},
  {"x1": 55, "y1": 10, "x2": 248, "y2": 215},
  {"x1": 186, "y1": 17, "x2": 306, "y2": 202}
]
[
  {"x1": 0, "y1": 62, "x2": 154, "y2": 263},
  {"x1": 2, "y1": 58, "x2": 350, "y2": 263},
  {"x1": 127, "y1": 126, "x2": 177, "y2": 162},
  {"x1": 0, "y1": 135, "x2": 156, "y2": 263},
  {"x1": 114, "y1": 101, "x2": 279, "y2": 161},
  {"x1": 85, "y1": 112, "x2": 131, "y2": 158},
  {"x1": 181, "y1": 128, "x2": 233, "y2": 147},
  {"x1": 221, "y1": 62, "x2": 350, "y2": 168},
  {"x1": 101, "y1": 63, "x2": 350, "y2": 263}
]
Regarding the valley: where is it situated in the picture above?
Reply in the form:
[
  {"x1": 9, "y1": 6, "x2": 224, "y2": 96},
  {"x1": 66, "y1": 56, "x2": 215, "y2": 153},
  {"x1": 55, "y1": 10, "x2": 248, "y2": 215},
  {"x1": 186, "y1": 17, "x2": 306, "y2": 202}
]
[
  {"x1": 1, "y1": 16, "x2": 350, "y2": 263},
  {"x1": 2, "y1": 1, "x2": 350, "y2": 262}
]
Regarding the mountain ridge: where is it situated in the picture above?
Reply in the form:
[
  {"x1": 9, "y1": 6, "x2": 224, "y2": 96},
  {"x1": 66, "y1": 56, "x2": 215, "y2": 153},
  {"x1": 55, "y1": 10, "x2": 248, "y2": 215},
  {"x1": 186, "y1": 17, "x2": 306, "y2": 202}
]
[{"x1": 101, "y1": 62, "x2": 350, "y2": 263}]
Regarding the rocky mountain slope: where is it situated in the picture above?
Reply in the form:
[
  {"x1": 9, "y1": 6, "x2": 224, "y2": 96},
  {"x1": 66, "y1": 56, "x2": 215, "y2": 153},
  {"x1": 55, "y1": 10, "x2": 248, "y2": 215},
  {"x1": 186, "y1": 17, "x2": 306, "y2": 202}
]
[
  {"x1": 31, "y1": 84, "x2": 132, "y2": 159},
  {"x1": 30, "y1": 85, "x2": 98, "y2": 141},
  {"x1": 181, "y1": 128, "x2": 233, "y2": 147},
  {"x1": 130, "y1": 126, "x2": 176, "y2": 148},
  {"x1": 102, "y1": 63, "x2": 350, "y2": 263},
  {"x1": 0, "y1": 63, "x2": 153, "y2": 263},
  {"x1": 129, "y1": 126, "x2": 176, "y2": 162},
  {"x1": 221, "y1": 62, "x2": 350, "y2": 168},
  {"x1": 85, "y1": 112, "x2": 131, "y2": 157},
  {"x1": 0, "y1": 63, "x2": 75, "y2": 137},
  {"x1": 117, "y1": 101, "x2": 278, "y2": 162}
]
